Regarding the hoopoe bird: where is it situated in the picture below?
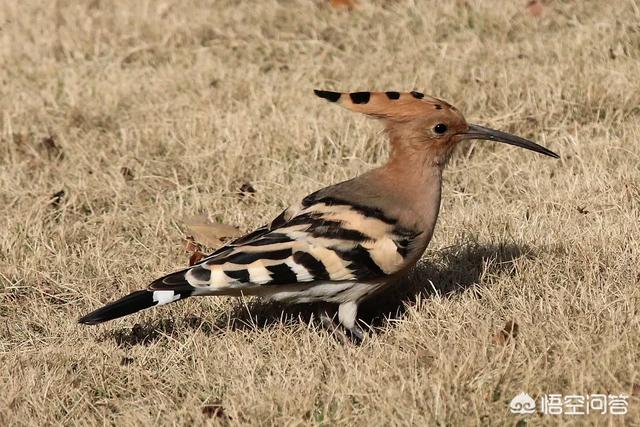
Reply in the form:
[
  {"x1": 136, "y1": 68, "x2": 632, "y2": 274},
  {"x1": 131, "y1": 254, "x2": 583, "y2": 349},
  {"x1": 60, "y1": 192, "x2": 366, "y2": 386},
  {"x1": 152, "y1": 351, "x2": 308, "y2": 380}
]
[{"x1": 79, "y1": 90, "x2": 558, "y2": 342}]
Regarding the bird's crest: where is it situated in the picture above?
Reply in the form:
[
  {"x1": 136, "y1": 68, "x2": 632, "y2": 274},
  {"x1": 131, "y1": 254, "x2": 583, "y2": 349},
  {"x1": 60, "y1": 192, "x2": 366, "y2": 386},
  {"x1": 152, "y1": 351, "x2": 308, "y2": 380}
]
[{"x1": 314, "y1": 89, "x2": 453, "y2": 120}]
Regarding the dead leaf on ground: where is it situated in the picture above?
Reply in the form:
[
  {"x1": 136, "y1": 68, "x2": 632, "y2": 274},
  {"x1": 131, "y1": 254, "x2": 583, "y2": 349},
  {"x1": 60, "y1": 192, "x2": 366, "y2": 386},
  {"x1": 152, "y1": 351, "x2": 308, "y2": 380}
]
[
  {"x1": 526, "y1": 0, "x2": 544, "y2": 17},
  {"x1": 202, "y1": 401, "x2": 227, "y2": 419},
  {"x1": 492, "y1": 320, "x2": 519, "y2": 345},
  {"x1": 40, "y1": 136, "x2": 64, "y2": 160},
  {"x1": 238, "y1": 182, "x2": 256, "y2": 198},
  {"x1": 183, "y1": 236, "x2": 206, "y2": 265},
  {"x1": 183, "y1": 236, "x2": 201, "y2": 253},
  {"x1": 11, "y1": 133, "x2": 26, "y2": 145},
  {"x1": 50, "y1": 190, "x2": 65, "y2": 208},
  {"x1": 184, "y1": 215, "x2": 241, "y2": 249},
  {"x1": 189, "y1": 251, "x2": 206, "y2": 266},
  {"x1": 330, "y1": 0, "x2": 356, "y2": 9},
  {"x1": 631, "y1": 383, "x2": 640, "y2": 397},
  {"x1": 609, "y1": 43, "x2": 626, "y2": 60},
  {"x1": 120, "y1": 166, "x2": 134, "y2": 181}
]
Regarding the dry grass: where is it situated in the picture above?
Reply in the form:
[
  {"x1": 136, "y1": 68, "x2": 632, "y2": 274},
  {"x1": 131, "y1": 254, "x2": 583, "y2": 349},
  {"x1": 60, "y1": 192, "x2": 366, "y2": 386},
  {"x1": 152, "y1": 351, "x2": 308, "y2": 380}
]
[{"x1": 1, "y1": 0, "x2": 639, "y2": 425}]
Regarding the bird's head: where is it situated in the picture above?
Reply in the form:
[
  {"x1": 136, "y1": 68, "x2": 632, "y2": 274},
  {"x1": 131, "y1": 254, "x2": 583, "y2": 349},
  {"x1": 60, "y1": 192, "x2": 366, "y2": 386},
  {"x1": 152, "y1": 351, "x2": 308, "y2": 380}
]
[{"x1": 315, "y1": 90, "x2": 558, "y2": 167}]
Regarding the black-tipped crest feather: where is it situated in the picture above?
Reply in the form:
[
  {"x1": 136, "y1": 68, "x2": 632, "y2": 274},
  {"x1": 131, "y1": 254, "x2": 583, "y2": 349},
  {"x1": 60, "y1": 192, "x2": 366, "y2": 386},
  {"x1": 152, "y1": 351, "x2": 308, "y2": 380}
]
[
  {"x1": 314, "y1": 89, "x2": 341, "y2": 102},
  {"x1": 349, "y1": 92, "x2": 371, "y2": 104}
]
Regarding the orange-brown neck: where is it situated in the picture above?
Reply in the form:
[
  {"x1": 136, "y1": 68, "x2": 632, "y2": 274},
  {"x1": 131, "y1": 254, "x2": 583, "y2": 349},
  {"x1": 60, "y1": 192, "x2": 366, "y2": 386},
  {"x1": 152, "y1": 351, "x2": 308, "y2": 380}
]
[{"x1": 362, "y1": 146, "x2": 443, "y2": 236}]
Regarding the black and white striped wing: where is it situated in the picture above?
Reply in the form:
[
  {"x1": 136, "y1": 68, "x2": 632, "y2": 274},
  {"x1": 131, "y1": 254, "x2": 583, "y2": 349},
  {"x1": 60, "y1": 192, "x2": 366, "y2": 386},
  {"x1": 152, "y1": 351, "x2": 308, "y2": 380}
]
[{"x1": 151, "y1": 197, "x2": 421, "y2": 292}]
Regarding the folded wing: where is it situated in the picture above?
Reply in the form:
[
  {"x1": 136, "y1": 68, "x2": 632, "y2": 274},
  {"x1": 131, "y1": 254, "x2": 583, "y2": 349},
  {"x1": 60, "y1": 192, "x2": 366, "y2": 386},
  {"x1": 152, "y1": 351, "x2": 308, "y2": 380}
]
[{"x1": 151, "y1": 195, "x2": 421, "y2": 294}]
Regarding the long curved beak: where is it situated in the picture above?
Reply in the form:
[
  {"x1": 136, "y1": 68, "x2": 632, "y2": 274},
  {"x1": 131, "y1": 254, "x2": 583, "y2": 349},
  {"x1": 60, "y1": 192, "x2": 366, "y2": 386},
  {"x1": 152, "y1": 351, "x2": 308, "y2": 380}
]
[{"x1": 459, "y1": 123, "x2": 559, "y2": 158}]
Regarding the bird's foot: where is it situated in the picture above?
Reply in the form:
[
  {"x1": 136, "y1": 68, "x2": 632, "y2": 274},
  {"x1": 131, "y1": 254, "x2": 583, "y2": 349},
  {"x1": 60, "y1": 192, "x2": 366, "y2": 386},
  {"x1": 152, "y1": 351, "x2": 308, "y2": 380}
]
[
  {"x1": 316, "y1": 304, "x2": 364, "y2": 345},
  {"x1": 343, "y1": 323, "x2": 364, "y2": 345}
]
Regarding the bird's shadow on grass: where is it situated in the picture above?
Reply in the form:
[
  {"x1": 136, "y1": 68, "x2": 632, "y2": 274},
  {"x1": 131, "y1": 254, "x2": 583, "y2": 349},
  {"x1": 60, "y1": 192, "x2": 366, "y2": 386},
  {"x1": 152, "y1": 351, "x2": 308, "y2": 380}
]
[
  {"x1": 107, "y1": 241, "x2": 533, "y2": 347},
  {"x1": 359, "y1": 241, "x2": 532, "y2": 327}
]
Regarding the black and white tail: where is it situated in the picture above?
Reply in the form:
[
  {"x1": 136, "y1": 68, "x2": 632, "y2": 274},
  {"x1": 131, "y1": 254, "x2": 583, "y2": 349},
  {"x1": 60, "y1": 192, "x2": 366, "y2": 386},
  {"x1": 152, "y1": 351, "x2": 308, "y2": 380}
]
[{"x1": 78, "y1": 269, "x2": 195, "y2": 325}]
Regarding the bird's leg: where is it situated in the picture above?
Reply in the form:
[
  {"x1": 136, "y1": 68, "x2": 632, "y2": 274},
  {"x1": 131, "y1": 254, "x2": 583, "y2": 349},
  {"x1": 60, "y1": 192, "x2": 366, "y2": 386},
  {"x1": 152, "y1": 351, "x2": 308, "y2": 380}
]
[
  {"x1": 315, "y1": 302, "x2": 363, "y2": 345},
  {"x1": 338, "y1": 301, "x2": 364, "y2": 344},
  {"x1": 316, "y1": 303, "x2": 339, "y2": 331}
]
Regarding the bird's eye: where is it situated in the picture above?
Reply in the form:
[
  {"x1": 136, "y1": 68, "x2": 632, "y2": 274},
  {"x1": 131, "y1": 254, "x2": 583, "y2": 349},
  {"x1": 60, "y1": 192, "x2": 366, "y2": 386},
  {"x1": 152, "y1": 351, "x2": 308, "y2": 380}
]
[{"x1": 433, "y1": 123, "x2": 448, "y2": 134}]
